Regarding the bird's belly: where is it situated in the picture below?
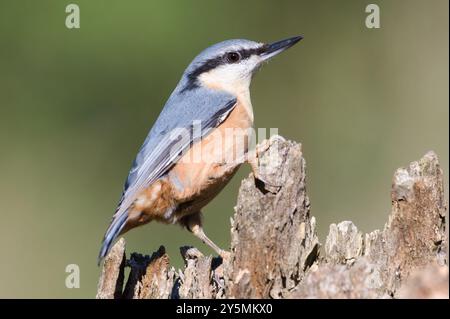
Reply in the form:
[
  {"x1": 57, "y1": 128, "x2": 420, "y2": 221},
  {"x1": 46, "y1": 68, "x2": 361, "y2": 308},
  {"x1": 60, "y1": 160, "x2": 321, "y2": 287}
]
[{"x1": 170, "y1": 161, "x2": 241, "y2": 217}]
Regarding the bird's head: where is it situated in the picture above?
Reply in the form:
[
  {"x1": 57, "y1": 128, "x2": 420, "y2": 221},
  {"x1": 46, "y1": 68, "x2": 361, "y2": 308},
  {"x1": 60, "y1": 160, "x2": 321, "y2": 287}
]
[{"x1": 179, "y1": 36, "x2": 303, "y2": 95}]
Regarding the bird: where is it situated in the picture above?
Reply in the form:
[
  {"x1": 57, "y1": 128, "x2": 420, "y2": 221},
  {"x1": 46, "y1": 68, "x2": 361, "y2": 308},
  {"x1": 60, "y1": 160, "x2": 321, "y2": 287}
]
[{"x1": 98, "y1": 35, "x2": 303, "y2": 264}]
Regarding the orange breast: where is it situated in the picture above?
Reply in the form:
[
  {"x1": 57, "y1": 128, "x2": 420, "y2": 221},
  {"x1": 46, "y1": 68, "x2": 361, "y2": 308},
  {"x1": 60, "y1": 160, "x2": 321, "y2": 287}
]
[{"x1": 168, "y1": 98, "x2": 253, "y2": 215}]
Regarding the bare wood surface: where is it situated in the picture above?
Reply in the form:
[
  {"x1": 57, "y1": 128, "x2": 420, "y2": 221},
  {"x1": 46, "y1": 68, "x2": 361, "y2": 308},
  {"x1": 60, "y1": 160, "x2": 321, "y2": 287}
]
[
  {"x1": 97, "y1": 136, "x2": 448, "y2": 299},
  {"x1": 225, "y1": 137, "x2": 319, "y2": 298},
  {"x1": 96, "y1": 237, "x2": 125, "y2": 299}
]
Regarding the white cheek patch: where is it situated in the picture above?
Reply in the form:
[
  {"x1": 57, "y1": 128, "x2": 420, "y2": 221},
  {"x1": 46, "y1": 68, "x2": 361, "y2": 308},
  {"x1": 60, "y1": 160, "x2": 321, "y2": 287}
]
[
  {"x1": 199, "y1": 65, "x2": 238, "y2": 90},
  {"x1": 198, "y1": 57, "x2": 260, "y2": 95}
]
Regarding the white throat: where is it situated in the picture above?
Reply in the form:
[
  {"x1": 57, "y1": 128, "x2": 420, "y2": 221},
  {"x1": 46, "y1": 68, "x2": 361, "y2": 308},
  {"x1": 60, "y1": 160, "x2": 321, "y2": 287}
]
[{"x1": 198, "y1": 66, "x2": 255, "y2": 122}]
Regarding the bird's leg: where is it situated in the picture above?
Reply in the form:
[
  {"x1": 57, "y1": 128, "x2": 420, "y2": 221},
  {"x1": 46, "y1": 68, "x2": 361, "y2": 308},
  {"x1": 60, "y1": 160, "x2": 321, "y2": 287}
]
[{"x1": 182, "y1": 212, "x2": 230, "y2": 260}]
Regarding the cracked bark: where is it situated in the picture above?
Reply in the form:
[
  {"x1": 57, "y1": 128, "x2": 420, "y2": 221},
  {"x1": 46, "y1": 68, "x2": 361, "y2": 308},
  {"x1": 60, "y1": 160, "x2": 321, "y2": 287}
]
[{"x1": 97, "y1": 136, "x2": 448, "y2": 299}]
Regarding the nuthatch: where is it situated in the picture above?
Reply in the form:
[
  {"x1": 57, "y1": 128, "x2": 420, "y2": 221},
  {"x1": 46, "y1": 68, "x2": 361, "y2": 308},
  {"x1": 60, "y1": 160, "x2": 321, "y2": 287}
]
[{"x1": 99, "y1": 36, "x2": 302, "y2": 263}]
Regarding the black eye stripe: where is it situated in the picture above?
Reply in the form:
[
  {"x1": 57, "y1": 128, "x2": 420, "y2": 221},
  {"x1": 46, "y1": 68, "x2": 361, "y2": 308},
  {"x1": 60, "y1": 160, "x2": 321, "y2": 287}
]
[
  {"x1": 180, "y1": 44, "x2": 268, "y2": 93},
  {"x1": 182, "y1": 58, "x2": 223, "y2": 92},
  {"x1": 235, "y1": 46, "x2": 267, "y2": 60}
]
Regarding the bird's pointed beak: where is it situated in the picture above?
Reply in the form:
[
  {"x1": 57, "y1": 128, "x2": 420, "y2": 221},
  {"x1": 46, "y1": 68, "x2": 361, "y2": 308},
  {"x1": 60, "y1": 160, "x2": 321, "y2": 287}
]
[{"x1": 260, "y1": 35, "x2": 303, "y2": 61}]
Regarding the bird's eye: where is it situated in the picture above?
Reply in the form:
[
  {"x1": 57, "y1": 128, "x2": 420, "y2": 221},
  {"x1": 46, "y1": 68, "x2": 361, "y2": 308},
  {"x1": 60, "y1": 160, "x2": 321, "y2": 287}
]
[{"x1": 226, "y1": 52, "x2": 241, "y2": 63}]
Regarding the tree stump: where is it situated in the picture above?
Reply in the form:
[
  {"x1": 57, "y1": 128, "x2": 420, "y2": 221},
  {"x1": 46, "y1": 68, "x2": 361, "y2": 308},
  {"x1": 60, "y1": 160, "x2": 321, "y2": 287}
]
[{"x1": 96, "y1": 136, "x2": 448, "y2": 299}]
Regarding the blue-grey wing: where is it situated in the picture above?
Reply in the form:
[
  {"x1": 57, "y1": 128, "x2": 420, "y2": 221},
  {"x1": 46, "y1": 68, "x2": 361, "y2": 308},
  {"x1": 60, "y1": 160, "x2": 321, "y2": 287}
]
[
  {"x1": 121, "y1": 88, "x2": 236, "y2": 212},
  {"x1": 99, "y1": 88, "x2": 237, "y2": 262}
]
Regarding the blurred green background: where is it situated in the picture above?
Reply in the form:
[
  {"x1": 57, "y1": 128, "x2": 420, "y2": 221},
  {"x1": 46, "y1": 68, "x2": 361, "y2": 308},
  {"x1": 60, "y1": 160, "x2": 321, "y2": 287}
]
[{"x1": 0, "y1": 0, "x2": 448, "y2": 298}]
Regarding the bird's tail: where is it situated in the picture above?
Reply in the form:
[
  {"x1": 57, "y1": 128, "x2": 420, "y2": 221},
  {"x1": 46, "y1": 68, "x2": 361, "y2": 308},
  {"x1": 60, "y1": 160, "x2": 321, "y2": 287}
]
[{"x1": 97, "y1": 211, "x2": 129, "y2": 265}]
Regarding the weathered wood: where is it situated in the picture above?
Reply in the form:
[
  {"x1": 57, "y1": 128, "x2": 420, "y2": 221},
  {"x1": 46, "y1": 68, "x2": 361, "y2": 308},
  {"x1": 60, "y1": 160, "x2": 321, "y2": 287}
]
[
  {"x1": 289, "y1": 150, "x2": 448, "y2": 298},
  {"x1": 96, "y1": 238, "x2": 125, "y2": 299},
  {"x1": 131, "y1": 246, "x2": 176, "y2": 299},
  {"x1": 118, "y1": 246, "x2": 176, "y2": 299},
  {"x1": 397, "y1": 263, "x2": 449, "y2": 299},
  {"x1": 96, "y1": 137, "x2": 448, "y2": 299},
  {"x1": 177, "y1": 247, "x2": 214, "y2": 299},
  {"x1": 225, "y1": 136, "x2": 319, "y2": 298}
]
